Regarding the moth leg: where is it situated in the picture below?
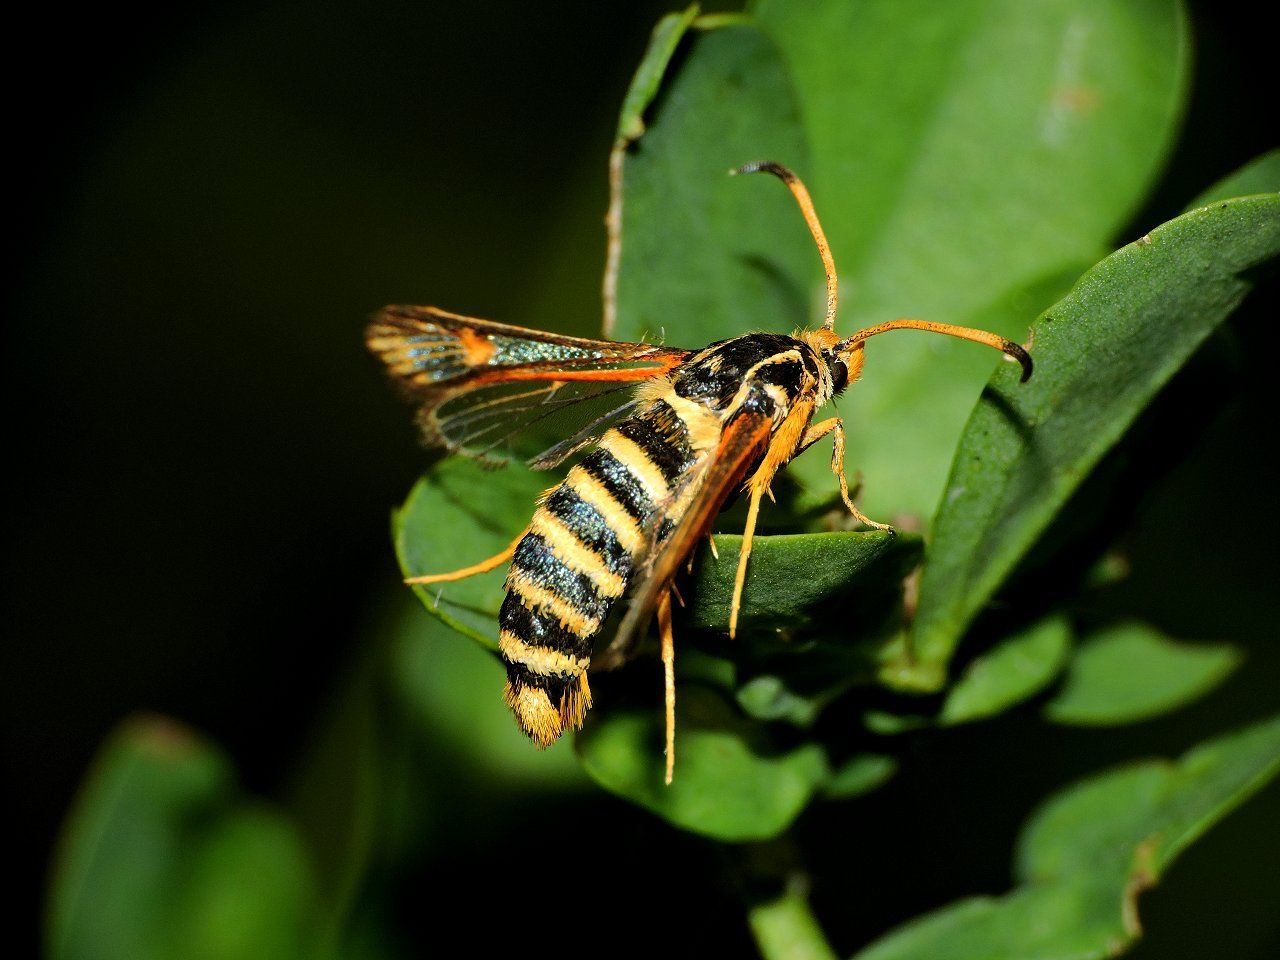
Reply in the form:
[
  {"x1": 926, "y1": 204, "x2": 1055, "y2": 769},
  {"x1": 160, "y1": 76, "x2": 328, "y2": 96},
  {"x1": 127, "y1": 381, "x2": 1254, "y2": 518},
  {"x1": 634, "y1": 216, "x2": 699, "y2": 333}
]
[
  {"x1": 657, "y1": 589, "x2": 677, "y2": 786},
  {"x1": 730, "y1": 481, "x2": 769, "y2": 639},
  {"x1": 403, "y1": 528, "x2": 525, "y2": 585},
  {"x1": 799, "y1": 418, "x2": 893, "y2": 532},
  {"x1": 729, "y1": 408, "x2": 817, "y2": 638}
]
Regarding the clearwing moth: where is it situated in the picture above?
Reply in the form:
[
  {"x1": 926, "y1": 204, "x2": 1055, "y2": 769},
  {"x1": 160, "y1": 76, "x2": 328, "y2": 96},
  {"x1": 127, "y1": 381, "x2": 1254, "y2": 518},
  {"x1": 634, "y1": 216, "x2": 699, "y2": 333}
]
[{"x1": 368, "y1": 162, "x2": 1032, "y2": 783}]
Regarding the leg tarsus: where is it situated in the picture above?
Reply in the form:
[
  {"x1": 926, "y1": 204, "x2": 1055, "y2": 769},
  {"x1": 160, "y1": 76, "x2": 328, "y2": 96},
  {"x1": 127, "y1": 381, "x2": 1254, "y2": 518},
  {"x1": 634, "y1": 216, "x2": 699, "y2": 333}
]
[{"x1": 799, "y1": 417, "x2": 894, "y2": 533}]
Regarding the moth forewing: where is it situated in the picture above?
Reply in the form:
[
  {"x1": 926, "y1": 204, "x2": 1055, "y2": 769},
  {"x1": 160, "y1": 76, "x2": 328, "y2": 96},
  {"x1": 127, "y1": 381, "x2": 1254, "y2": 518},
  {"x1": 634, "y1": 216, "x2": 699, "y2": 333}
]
[{"x1": 366, "y1": 305, "x2": 688, "y2": 463}]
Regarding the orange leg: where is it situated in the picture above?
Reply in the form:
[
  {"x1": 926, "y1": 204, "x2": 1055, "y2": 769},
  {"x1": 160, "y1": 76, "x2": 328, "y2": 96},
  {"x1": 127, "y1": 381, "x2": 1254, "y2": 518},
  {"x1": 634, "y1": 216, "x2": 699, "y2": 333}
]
[
  {"x1": 728, "y1": 401, "x2": 820, "y2": 638},
  {"x1": 403, "y1": 529, "x2": 524, "y2": 585},
  {"x1": 799, "y1": 418, "x2": 893, "y2": 532},
  {"x1": 657, "y1": 590, "x2": 677, "y2": 786},
  {"x1": 730, "y1": 481, "x2": 767, "y2": 639}
]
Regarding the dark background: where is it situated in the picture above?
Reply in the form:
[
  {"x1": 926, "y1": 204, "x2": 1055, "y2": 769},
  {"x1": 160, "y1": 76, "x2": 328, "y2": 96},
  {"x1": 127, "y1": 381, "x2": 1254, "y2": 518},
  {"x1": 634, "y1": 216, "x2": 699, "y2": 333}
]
[{"x1": 7, "y1": 1, "x2": 1277, "y2": 956}]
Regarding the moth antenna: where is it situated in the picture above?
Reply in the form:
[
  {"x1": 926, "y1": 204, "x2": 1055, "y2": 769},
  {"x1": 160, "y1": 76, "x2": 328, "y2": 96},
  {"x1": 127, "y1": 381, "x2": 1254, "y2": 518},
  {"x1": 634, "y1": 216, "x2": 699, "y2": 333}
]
[
  {"x1": 732, "y1": 161, "x2": 839, "y2": 331},
  {"x1": 843, "y1": 319, "x2": 1034, "y2": 383}
]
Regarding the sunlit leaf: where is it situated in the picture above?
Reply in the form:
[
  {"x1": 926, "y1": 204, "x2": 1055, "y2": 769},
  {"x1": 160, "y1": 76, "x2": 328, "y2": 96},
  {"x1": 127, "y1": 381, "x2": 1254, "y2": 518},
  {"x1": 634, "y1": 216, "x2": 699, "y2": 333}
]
[
  {"x1": 610, "y1": 19, "x2": 814, "y2": 346},
  {"x1": 389, "y1": 599, "x2": 586, "y2": 786},
  {"x1": 575, "y1": 685, "x2": 829, "y2": 841},
  {"x1": 751, "y1": 0, "x2": 1189, "y2": 524},
  {"x1": 394, "y1": 458, "x2": 546, "y2": 650}
]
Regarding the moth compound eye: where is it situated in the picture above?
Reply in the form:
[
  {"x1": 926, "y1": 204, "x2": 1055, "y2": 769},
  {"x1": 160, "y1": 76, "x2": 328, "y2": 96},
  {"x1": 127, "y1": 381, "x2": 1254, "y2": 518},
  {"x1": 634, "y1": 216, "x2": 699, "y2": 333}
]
[{"x1": 830, "y1": 357, "x2": 849, "y2": 394}]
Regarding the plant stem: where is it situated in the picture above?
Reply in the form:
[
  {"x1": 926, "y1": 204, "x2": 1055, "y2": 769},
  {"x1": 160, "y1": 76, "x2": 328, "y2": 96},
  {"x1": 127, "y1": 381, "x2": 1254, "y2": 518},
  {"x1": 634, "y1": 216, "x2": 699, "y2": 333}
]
[{"x1": 747, "y1": 876, "x2": 838, "y2": 960}]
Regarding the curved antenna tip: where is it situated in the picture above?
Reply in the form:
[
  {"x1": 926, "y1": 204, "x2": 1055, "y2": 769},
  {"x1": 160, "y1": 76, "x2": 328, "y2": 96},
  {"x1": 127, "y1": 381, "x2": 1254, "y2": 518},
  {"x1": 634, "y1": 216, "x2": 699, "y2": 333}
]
[
  {"x1": 731, "y1": 160, "x2": 794, "y2": 180},
  {"x1": 844, "y1": 319, "x2": 1035, "y2": 381},
  {"x1": 1004, "y1": 342, "x2": 1034, "y2": 383}
]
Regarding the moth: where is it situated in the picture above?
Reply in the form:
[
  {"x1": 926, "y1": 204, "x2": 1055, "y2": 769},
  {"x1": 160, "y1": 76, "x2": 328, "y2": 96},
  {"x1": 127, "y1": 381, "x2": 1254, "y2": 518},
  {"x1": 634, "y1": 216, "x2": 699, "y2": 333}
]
[{"x1": 368, "y1": 162, "x2": 1032, "y2": 782}]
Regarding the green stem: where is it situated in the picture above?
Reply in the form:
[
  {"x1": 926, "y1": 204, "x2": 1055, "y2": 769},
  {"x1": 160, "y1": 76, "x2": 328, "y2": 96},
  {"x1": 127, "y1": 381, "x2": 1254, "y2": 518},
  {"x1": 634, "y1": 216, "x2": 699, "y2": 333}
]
[{"x1": 747, "y1": 877, "x2": 839, "y2": 960}]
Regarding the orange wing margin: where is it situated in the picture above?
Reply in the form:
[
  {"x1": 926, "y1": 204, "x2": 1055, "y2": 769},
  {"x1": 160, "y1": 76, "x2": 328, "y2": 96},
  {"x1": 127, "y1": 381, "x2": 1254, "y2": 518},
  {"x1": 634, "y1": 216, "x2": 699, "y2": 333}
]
[{"x1": 366, "y1": 306, "x2": 690, "y2": 461}]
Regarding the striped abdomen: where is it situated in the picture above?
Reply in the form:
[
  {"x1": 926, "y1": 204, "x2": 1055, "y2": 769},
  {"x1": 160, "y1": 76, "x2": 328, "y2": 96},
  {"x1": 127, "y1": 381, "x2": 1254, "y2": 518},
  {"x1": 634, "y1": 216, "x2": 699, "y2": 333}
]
[{"x1": 500, "y1": 399, "x2": 699, "y2": 745}]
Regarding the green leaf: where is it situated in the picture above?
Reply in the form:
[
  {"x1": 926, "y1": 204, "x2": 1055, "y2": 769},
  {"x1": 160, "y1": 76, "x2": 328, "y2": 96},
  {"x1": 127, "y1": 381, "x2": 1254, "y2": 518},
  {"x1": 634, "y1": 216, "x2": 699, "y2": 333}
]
[
  {"x1": 940, "y1": 615, "x2": 1073, "y2": 725},
  {"x1": 1021, "y1": 715, "x2": 1280, "y2": 879},
  {"x1": 575, "y1": 685, "x2": 829, "y2": 841},
  {"x1": 1044, "y1": 621, "x2": 1241, "y2": 726},
  {"x1": 821, "y1": 753, "x2": 898, "y2": 800},
  {"x1": 693, "y1": 531, "x2": 920, "y2": 726},
  {"x1": 389, "y1": 598, "x2": 586, "y2": 786},
  {"x1": 47, "y1": 717, "x2": 318, "y2": 960},
  {"x1": 908, "y1": 193, "x2": 1280, "y2": 690},
  {"x1": 861, "y1": 711, "x2": 931, "y2": 736},
  {"x1": 684, "y1": 530, "x2": 919, "y2": 633},
  {"x1": 613, "y1": 0, "x2": 1190, "y2": 522},
  {"x1": 393, "y1": 458, "x2": 546, "y2": 650},
  {"x1": 610, "y1": 20, "x2": 814, "y2": 345},
  {"x1": 853, "y1": 713, "x2": 1280, "y2": 959},
  {"x1": 737, "y1": 673, "x2": 832, "y2": 728},
  {"x1": 751, "y1": 0, "x2": 1190, "y2": 524},
  {"x1": 397, "y1": 458, "x2": 920, "y2": 652}
]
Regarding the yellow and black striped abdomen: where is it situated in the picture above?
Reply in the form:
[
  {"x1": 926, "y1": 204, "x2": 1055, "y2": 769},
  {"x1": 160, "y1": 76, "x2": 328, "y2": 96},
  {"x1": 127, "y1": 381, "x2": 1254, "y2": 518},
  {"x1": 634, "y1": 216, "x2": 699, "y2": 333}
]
[{"x1": 500, "y1": 399, "x2": 699, "y2": 745}]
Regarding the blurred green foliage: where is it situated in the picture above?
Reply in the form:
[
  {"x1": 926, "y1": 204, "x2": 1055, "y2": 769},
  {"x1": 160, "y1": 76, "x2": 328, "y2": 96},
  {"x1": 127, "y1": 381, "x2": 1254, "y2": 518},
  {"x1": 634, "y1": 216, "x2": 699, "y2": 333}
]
[
  {"x1": 1043, "y1": 621, "x2": 1241, "y2": 726},
  {"x1": 39, "y1": 2, "x2": 1280, "y2": 959},
  {"x1": 853, "y1": 714, "x2": 1280, "y2": 959},
  {"x1": 939, "y1": 614, "x2": 1073, "y2": 726},
  {"x1": 48, "y1": 719, "x2": 319, "y2": 960}
]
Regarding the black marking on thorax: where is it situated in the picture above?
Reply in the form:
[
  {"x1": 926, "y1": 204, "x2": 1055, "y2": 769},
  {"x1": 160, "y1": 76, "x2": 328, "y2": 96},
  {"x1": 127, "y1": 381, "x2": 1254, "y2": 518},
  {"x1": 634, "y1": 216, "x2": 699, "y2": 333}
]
[{"x1": 673, "y1": 333, "x2": 816, "y2": 411}]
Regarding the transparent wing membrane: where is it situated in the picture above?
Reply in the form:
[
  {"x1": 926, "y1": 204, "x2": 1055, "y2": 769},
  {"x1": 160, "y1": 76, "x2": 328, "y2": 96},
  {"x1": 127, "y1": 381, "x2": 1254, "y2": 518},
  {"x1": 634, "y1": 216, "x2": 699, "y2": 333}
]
[{"x1": 430, "y1": 379, "x2": 641, "y2": 466}]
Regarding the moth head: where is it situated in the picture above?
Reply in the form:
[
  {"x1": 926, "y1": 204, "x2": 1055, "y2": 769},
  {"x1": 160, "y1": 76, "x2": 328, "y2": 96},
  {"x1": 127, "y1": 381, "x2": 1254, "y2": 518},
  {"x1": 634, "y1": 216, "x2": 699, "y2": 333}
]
[
  {"x1": 826, "y1": 342, "x2": 860, "y2": 395},
  {"x1": 800, "y1": 327, "x2": 855, "y2": 397}
]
